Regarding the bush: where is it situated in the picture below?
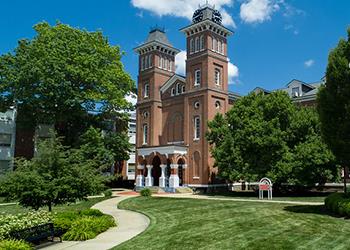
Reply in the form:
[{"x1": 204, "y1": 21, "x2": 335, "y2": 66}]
[
  {"x1": 325, "y1": 192, "x2": 350, "y2": 217},
  {"x1": 0, "y1": 210, "x2": 52, "y2": 240},
  {"x1": 62, "y1": 215, "x2": 116, "y2": 241},
  {"x1": 140, "y1": 188, "x2": 152, "y2": 197},
  {"x1": 80, "y1": 209, "x2": 104, "y2": 217},
  {"x1": 0, "y1": 239, "x2": 33, "y2": 250},
  {"x1": 53, "y1": 212, "x2": 80, "y2": 232},
  {"x1": 103, "y1": 190, "x2": 113, "y2": 198}
]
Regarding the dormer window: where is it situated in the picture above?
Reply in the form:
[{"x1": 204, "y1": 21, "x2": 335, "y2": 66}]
[
  {"x1": 194, "y1": 70, "x2": 201, "y2": 86},
  {"x1": 181, "y1": 85, "x2": 185, "y2": 93},
  {"x1": 144, "y1": 83, "x2": 149, "y2": 98},
  {"x1": 292, "y1": 87, "x2": 300, "y2": 97},
  {"x1": 176, "y1": 83, "x2": 182, "y2": 94},
  {"x1": 171, "y1": 88, "x2": 175, "y2": 96}
]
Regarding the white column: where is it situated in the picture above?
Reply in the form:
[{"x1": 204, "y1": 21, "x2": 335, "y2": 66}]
[
  {"x1": 145, "y1": 165, "x2": 153, "y2": 187},
  {"x1": 169, "y1": 164, "x2": 179, "y2": 189},
  {"x1": 136, "y1": 165, "x2": 145, "y2": 187},
  {"x1": 159, "y1": 164, "x2": 166, "y2": 188}
]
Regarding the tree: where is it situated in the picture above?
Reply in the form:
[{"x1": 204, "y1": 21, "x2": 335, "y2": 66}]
[
  {"x1": 317, "y1": 28, "x2": 350, "y2": 193},
  {"x1": 207, "y1": 91, "x2": 338, "y2": 188},
  {"x1": 0, "y1": 22, "x2": 135, "y2": 143},
  {"x1": 0, "y1": 132, "x2": 105, "y2": 211}
]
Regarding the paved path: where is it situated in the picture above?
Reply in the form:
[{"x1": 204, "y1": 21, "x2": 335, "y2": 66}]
[{"x1": 41, "y1": 196, "x2": 150, "y2": 250}]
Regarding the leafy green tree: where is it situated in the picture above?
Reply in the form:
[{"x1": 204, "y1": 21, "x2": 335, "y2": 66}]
[
  {"x1": 0, "y1": 22, "x2": 135, "y2": 143},
  {"x1": 207, "y1": 91, "x2": 338, "y2": 188},
  {"x1": 0, "y1": 132, "x2": 105, "y2": 211},
  {"x1": 317, "y1": 28, "x2": 350, "y2": 192}
]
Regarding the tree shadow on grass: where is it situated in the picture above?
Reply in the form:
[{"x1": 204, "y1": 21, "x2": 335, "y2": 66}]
[{"x1": 284, "y1": 205, "x2": 345, "y2": 219}]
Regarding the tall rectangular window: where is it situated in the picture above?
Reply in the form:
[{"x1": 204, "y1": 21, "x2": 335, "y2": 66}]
[
  {"x1": 215, "y1": 69, "x2": 221, "y2": 85},
  {"x1": 0, "y1": 133, "x2": 11, "y2": 147},
  {"x1": 158, "y1": 56, "x2": 162, "y2": 68},
  {"x1": 190, "y1": 38, "x2": 194, "y2": 54},
  {"x1": 144, "y1": 83, "x2": 149, "y2": 98},
  {"x1": 141, "y1": 57, "x2": 145, "y2": 70},
  {"x1": 194, "y1": 69, "x2": 201, "y2": 86},
  {"x1": 142, "y1": 124, "x2": 148, "y2": 145},
  {"x1": 145, "y1": 55, "x2": 149, "y2": 69},
  {"x1": 148, "y1": 55, "x2": 152, "y2": 67},
  {"x1": 292, "y1": 87, "x2": 300, "y2": 97},
  {"x1": 194, "y1": 117, "x2": 200, "y2": 140}
]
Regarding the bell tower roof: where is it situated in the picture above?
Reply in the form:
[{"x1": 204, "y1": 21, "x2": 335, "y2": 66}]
[{"x1": 134, "y1": 27, "x2": 180, "y2": 56}]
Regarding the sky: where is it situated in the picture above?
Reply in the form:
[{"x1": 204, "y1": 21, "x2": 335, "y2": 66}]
[{"x1": 0, "y1": 0, "x2": 349, "y2": 95}]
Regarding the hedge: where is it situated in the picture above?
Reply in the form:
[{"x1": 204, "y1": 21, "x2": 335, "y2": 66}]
[{"x1": 324, "y1": 192, "x2": 350, "y2": 217}]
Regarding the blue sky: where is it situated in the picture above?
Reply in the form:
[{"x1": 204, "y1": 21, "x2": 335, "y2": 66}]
[{"x1": 0, "y1": 0, "x2": 349, "y2": 95}]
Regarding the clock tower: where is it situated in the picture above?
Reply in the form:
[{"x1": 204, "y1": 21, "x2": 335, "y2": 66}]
[{"x1": 180, "y1": 4, "x2": 233, "y2": 185}]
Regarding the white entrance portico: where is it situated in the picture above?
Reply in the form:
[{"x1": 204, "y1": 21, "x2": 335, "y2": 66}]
[{"x1": 136, "y1": 145, "x2": 188, "y2": 191}]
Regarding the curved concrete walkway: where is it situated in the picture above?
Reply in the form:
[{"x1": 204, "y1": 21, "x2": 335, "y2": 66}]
[{"x1": 41, "y1": 196, "x2": 149, "y2": 250}]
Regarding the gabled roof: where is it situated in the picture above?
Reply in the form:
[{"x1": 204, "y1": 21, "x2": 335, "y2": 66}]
[
  {"x1": 160, "y1": 74, "x2": 186, "y2": 94},
  {"x1": 252, "y1": 87, "x2": 271, "y2": 94},
  {"x1": 286, "y1": 79, "x2": 315, "y2": 90}
]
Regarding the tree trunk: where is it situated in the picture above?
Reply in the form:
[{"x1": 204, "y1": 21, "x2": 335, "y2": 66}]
[{"x1": 48, "y1": 202, "x2": 52, "y2": 212}]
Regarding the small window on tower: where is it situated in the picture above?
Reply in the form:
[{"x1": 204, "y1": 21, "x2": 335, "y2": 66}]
[
  {"x1": 169, "y1": 61, "x2": 172, "y2": 71},
  {"x1": 215, "y1": 69, "x2": 221, "y2": 85},
  {"x1": 217, "y1": 41, "x2": 221, "y2": 54},
  {"x1": 215, "y1": 101, "x2": 221, "y2": 110},
  {"x1": 200, "y1": 35, "x2": 204, "y2": 50},
  {"x1": 142, "y1": 124, "x2": 148, "y2": 145},
  {"x1": 160, "y1": 57, "x2": 164, "y2": 69},
  {"x1": 190, "y1": 38, "x2": 194, "y2": 54},
  {"x1": 165, "y1": 59, "x2": 168, "y2": 70},
  {"x1": 195, "y1": 37, "x2": 200, "y2": 52},
  {"x1": 144, "y1": 83, "x2": 149, "y2": 98},
  {"x1": 145, "y1": 55, "x2": 149, "y2": 69},
  {"x1": 141, "y1": 57, "x2": 145, "y2": 70},
  {"x1": 158, "y1": 56, "x2": 162, "y2": 68},
  {"x1": 194, "y1": 69, "x2": 201, "y2": 86},
  {"x1": 212, "y1": 38, "x2": 217, "y2": 51},
  {"x1": 194, "y1": 116, "x2": 200, "y2": 140},
  {"x1": 148, "y1": 55, "x2": 152, "y2": 67}
]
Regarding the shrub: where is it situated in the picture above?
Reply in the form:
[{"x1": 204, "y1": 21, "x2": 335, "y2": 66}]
[
  {"x1": 0, "y1": 210, "x2": 52, "y2": 240},
  {"x1": 62, "y1": 215, "x2": 116, "y2": 241},
  {"x1": 53, "y1": 212, "x2": 80, "y2": 232},
  {"x1": 103, "y1": 190, "x2": 113, "y2": 198},
  {"x1": 140, "y1": 188, "x2": 152, "y2": 197},
  {"x1": 325, "y1": 192, "x2": 350, "y2": 217},
  {"x1": 0, "y1": 239, "x2": 33, "y2": 250},
  {"x1": 80, "y1": 209, "x2": 104, "y2": 217}
]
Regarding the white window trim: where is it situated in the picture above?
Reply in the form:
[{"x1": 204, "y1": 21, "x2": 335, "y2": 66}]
[
  {"x1": 194, "y1": 69, "x2": 201, "y2": 86},
  {"x1": 215, "y1": 69, "x2": 221, "y2": 86},
  {"x1": 144, "y1": 83, "x2": 149, "y2": 98},
  {"x1": 142, "y1": 124, "x2": 148, "y2": 145},
  {"x1": 200, "y1": 35, "x2": 204, "y2": 51},
  {"x1": 190, "y1": 38, "x2": 194, "y2": 54},
  {"x1": 194, "y1": 116, "x2": 200, "y2": 140}
]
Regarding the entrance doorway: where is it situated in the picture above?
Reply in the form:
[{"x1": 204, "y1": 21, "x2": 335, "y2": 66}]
[
  {"x1": 177, "y1": 159, "x2": 185, "y2": 186},
  {"x1": 152, "y1": 156, "x2": 161, "y2": 186}
]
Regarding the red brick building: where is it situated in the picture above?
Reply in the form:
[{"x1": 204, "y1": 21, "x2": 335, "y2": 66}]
[{"x1": 134, "y1": 5, "x2": 238, "y2": 191}]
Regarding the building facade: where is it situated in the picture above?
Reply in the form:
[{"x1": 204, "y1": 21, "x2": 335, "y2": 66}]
[
  {"x1": 134, "y1": 5, "x2": 236, "y2": 190},
  {"x1": 0, "y1": 107, "x2": 17, "y2": 174}
]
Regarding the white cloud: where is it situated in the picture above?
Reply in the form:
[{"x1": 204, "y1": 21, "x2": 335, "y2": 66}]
[
  {"x1": 131, "y1": 0, "x2": 236, "y2": 27},
  {"x1": 228, "y1": 61, "x2": 239, "y2": 84},
  {"x1": 240, "y1": 0, "x2": 277, "y2": 24},
  {"x1": 175, "y1": 50, "x2": 187, "y2": 76},
  {"x1": 304, "y1": 59, "x2": 315, "y2": 68},
  {"x1": 284, "y1": 24, "x2": 299, "y2": 35}
]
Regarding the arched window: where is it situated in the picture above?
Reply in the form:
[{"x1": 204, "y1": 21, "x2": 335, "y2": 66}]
[
  {"x1": 165, "y1": 59, "x2": 168, "y2": 70},
  {"x1": 200, "y1": 35, "x2": 204, "y2": 50},
  {"x1": 142, "y1": 124, "x2": 148, "y2": 145},
  {"x1": 158, "y1": 56, "x2": 162, "y2": 68},
  {"x1": 144, "y1": 83, "x2": 149, "y2": 98},
  {"x1": 171, "y1": 88, "x2": 175, "y2": 96},
  {"x1": 181, "y1": 85, "x2": 185, "y2": 93},
  {"x1": 215, "y1": 101, "x2": 221, "y2": 110},
  {"x1": 141, "y1": 56, "x2": 145, "y2": 70},
  {"x1": 190, "y1": 38, "x2": 194, "y2": 53},
  {"x1": 162, "y1": 57, "x2": 166, "y2": 69},
  {"x1": 212, "y1": 38, "x2": 217, "y2": 51},
  {"x1": 160, "y1": 57, "x2": 164, "y2": 68},
  {"x1": 221, "y1": 42, "x2": 225, "y2": 54},
  {"x1": 217, "y1": 41, "x2": 221, "y2": 54},
  {"x1": 169, "y1": 61, "x2": 172, "y2": 71},
  {"x1": 145, "y1": 55, "x2": 149, "y2": 69},
  {"x1": 148, "y1": 54, "x2": 152, "y2": 67},
  {"x1": 195, "y1": 37, "x2": 200, "y2": 52}
]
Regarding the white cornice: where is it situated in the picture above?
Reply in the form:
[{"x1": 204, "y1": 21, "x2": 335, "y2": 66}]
[
  {"x1": 134, "y1": 41, "x2": 180, "y2": 56},
  {"x1": 180, "y1": 19, "x2": 233, "y2": 38}
]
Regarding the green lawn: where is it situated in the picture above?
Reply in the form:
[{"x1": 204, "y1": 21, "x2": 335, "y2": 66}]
[
  {"x1": 0, "y1": 197, "x2": 108, "y2": 214},
  {"x1": 115, "y1": 197, "x2": 350, "y2": 250}
]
